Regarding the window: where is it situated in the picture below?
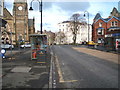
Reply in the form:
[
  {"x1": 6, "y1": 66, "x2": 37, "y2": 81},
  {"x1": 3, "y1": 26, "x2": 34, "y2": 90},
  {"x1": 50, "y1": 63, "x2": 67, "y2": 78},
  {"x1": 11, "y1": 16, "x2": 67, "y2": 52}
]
[
  {"x1": 111, "y1": 21, "x2": 118, "y2": 27},
  {"x1": 98, "y1": 38, "x2": 104, "y2": 43},
  {"x1": 99, "y1": 22, "x2": 102, "y2": 27},
  {"x1": 115, "y1": 21, "x2": 118, "y2": 26},
  {"x1": 97, "y1": 29, "x2": 104, "y2": 35}
]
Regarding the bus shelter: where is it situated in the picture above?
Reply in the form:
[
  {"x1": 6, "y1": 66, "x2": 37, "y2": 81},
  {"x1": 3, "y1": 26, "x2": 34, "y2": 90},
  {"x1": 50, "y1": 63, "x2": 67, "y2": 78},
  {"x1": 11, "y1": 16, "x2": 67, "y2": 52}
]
[{"x1": 29, "y1": 34, "x2": 47, "y2": 63}]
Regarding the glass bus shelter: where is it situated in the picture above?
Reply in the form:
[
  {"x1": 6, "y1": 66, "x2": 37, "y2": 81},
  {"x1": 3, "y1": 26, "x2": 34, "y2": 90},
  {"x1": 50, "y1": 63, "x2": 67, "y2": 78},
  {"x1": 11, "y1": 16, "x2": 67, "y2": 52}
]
[{"x1": 29, "y1": 34, "x2": 47, "y2": 63}]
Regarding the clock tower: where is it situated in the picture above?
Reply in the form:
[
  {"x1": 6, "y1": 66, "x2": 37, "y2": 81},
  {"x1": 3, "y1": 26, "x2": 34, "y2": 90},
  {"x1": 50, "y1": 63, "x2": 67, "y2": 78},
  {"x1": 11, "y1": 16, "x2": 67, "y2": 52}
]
[{"x1": 13, "y1": 0, "x2": 28, "y2": 44}]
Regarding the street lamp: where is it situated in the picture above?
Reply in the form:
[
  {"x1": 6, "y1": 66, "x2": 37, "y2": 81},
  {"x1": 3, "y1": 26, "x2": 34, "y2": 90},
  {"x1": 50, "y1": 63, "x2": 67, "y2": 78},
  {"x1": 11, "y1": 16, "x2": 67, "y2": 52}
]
[
  {"x1": 84, "y1": 11, "x2": 89, "y2": 47},
  {"x1": 29, "y1": 0, "x2": 43, "y2": 34}
]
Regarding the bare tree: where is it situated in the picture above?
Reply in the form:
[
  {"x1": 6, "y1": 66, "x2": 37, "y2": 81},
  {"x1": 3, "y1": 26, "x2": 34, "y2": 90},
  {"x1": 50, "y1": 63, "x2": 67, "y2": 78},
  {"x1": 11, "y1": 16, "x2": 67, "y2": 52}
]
[
  {"x1": 55, "y1": 30, "x2": 66, "y2": 44},
  {"x1": 69, "y1": 13, "x2": 85, "y2": 45}
]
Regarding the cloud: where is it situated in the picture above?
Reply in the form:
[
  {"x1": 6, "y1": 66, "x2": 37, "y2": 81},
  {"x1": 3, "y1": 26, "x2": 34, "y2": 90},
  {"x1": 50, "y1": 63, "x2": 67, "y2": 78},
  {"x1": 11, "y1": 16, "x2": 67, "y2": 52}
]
[{"x1": 53, "y1": 2, "x2": 90, "y2": 12}]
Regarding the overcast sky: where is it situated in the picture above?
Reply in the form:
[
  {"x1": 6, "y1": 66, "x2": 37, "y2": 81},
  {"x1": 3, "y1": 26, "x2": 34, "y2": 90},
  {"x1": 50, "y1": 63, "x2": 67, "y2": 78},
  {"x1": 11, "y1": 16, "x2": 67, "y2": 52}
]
[{"x1": 4, "y1": 0, "x2": 120, "y2": 32}]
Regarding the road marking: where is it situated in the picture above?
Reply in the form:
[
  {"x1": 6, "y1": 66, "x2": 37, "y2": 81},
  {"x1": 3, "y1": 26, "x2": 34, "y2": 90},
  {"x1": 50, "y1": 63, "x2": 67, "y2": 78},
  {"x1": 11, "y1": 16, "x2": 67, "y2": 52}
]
[
  {"x1": 60, "y1": 80, "x2": 78, "y2": 83},
  {"x1": 55, "y1": 55, "x2": 78, "y2": 83},
  {"x1": 37, "y1": 62, "x2": 46, "y2": 63},
  {"x1": 55, "y1": 55, "x2": 64, "y2": 82}
]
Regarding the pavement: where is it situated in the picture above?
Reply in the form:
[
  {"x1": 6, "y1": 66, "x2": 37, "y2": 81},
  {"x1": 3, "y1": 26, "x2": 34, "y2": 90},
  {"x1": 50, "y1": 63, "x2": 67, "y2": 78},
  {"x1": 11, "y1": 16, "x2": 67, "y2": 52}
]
[
  {"x1": 73, "y1": 47, "x2": 119, "y2": 64},
  {"x1": 85, "y1": 45, "x2": 119, "y2": 54},
  {"x1": 2, "y1": 48, "x2": 51, "y2": 89}
]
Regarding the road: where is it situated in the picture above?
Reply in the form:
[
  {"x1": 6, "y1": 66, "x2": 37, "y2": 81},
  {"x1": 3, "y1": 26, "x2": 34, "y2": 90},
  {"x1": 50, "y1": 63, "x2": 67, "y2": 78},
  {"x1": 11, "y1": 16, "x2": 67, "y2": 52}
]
[{"x1": 51, "y1": 45, "x2": 118, "y2": 88}]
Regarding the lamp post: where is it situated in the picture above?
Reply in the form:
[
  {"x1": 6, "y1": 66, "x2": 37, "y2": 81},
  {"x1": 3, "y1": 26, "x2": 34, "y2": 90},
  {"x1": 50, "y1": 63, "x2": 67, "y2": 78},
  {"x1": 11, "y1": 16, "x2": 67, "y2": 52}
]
[
  {"x1": 29, "y1": 0, "x2": 43, "y2": 34},
  {"x1": 84, "y1": 11, "x2": 89, "y2": 47}
]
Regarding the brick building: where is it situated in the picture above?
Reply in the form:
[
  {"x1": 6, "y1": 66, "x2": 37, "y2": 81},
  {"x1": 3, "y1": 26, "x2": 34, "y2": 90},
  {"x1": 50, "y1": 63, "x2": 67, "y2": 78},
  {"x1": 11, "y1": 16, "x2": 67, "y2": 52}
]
[{"x1": 92, "y1": 7, "x2": 120, "y2": 50}]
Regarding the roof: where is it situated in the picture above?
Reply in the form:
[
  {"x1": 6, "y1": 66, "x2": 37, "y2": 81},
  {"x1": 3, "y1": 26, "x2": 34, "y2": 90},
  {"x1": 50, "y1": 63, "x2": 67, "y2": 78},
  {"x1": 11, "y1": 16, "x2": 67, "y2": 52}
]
[
  {"x1": 108, "y1": 27, "x2": 120, "y2": 30},
  {"x1": 94, "y1": 13, "x2": 101, "y2": 20},
  {"x1": 104, "y1": 18, "x2": 110, "y2": 21},
  {"x1": 3, "y1": 8, "x2": 13, "y2": 19},
  {"x1": 94, "y1": 16, "x2": 120, "y2": 24},
  {"x1": 62, "y1": 21, "x2": 71, "y2": 23},
  {"x1": 97, "y1": 27, "x2": 104, "y2": 30},
  {"x1": 29, "y1": 34, "x2": 47, "y2": 37}
]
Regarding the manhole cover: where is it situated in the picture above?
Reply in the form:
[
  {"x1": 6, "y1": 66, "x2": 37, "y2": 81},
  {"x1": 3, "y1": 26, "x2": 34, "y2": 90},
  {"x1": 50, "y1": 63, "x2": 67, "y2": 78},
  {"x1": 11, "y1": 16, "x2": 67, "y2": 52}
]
[{"x1": 11, "y1": 66, "x2": 31, "y2": 72}]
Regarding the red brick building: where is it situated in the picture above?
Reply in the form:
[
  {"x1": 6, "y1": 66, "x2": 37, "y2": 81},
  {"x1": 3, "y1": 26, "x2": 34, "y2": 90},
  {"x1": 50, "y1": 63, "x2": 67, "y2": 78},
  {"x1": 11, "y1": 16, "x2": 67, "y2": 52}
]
[{"x1": 92, "y1": 7, "x2": 120, "y2": 50}]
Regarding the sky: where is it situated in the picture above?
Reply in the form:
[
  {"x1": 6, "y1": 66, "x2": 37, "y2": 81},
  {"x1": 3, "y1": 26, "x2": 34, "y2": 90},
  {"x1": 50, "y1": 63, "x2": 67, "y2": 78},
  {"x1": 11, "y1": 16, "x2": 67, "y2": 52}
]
[{"x1": 4, "y1": 0, "x2": 120, "y2": 32}]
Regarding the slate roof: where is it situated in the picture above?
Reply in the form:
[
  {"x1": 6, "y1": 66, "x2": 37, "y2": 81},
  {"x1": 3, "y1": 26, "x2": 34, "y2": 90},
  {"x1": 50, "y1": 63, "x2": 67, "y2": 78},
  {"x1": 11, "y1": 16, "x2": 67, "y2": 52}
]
[
  {"x1": 3, "y1": 8, "x2": 13, "y2": 19},
  {"x1": 94, "y1": 13, "x2": 101, "y2": 20}
]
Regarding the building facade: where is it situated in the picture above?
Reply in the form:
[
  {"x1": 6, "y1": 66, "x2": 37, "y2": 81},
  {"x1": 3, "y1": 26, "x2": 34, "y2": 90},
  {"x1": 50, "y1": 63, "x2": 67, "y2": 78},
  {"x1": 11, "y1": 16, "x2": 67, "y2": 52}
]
[
  {"x1": 92, "y1": 7, "x2": 120, "y2": 50},
  {"x1": 55, "y1": 21, "x2": 92, "y2": 44}
]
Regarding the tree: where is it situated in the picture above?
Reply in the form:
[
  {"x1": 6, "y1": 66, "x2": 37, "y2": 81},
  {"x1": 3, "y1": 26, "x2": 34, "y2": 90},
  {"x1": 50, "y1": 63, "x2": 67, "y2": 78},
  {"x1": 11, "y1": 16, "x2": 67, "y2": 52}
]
[
  {"x1": 55, "y1": 30, "x2": 66, "y2": 44},
  {"x1": 69, "y1": 13, "x2": 85, "y2": 45}
]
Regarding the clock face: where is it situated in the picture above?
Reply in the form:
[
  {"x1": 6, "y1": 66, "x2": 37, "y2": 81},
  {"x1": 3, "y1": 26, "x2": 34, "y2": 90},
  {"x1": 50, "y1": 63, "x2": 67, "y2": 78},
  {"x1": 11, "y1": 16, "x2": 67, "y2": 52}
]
[{"x1": 18, "y1": 6, "x2": 23, "y2": 10}]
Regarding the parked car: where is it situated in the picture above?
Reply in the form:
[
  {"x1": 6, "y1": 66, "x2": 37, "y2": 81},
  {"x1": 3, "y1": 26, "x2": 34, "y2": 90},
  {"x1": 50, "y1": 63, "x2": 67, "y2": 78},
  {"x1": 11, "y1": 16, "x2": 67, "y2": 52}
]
[
  {"x1": 0, "y1": 44, "x2": 14, "y2": 49},
  {"x1": 87, "y1": 41, "x2": 98, "y2": 46},
  {"x1": 20, "y1": 43, "x2": 31, "y2": 48}
]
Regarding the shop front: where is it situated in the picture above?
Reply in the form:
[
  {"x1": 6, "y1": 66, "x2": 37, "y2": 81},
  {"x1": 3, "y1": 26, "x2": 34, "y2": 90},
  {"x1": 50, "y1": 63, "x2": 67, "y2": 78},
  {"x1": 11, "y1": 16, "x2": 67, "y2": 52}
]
[{"x1": 105, "y1": 32, "x2": 120, "y2": 51}]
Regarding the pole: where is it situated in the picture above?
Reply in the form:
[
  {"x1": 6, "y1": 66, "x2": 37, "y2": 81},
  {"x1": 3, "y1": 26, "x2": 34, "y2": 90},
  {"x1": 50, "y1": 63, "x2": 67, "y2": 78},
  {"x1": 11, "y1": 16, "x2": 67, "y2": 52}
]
[
  {"x1": 10, "y1": 31, "x2": 12, "y2": 60},
  {"x1": 88, "y1": 12, "x2": 89, "y2": 48},
  {"x1": 41, "y1": 0, "x2": 42, "y2": 34}
]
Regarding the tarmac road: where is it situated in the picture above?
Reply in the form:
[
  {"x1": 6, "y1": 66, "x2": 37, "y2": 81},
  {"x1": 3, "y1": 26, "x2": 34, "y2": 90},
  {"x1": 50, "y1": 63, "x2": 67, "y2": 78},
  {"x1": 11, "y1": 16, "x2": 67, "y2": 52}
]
[{"x1": 51, "y1": 45, "x2": 118, "y2": 88}]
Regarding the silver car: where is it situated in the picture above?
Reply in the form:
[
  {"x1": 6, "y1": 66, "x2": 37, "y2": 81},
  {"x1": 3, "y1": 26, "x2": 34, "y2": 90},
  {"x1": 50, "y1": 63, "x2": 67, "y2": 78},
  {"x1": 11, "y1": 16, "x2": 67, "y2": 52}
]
[{"x1": 0, "y1": 44, "x2": 14, "y2": 49}]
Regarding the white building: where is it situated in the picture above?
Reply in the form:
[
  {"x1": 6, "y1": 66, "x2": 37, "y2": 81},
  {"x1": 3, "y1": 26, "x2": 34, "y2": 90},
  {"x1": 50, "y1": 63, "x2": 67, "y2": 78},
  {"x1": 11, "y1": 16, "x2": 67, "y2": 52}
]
[{"x1": 55, "y1": 21, "x2": 92, "y2": 44}]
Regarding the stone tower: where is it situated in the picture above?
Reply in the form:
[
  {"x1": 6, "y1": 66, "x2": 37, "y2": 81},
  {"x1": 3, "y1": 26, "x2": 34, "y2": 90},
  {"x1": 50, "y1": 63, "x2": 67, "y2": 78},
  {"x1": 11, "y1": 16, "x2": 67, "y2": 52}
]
[{"x1": 13, "y1": 0, "x2": 28, "y2": 44}]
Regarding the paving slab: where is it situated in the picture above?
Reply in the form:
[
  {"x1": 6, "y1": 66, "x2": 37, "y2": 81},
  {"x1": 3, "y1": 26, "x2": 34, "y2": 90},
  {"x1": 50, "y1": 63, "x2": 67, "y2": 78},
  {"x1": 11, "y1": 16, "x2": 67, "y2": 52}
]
[{"x1": 11, "y1": 66, "x2": 31, "y2": 73}]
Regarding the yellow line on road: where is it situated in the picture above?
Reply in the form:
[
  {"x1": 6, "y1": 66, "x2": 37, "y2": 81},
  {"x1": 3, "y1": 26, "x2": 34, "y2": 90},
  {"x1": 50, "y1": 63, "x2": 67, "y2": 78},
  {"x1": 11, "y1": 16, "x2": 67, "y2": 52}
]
[
  {"x1": 55, "y1": 55, "x2": 64, "y2": 82},
  {"x1": 55, "y1": 55, "x2": 78, "y2": 83},
  {"x1": 60, "y1": 80, "x2": 78, "y2": 83},
  {"x1": 37, "y1": 62, "x2": 46, "y2": 63}
]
